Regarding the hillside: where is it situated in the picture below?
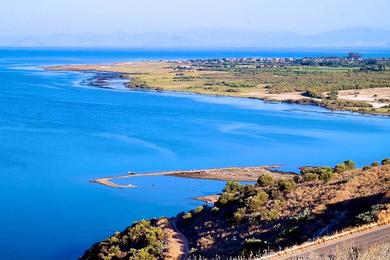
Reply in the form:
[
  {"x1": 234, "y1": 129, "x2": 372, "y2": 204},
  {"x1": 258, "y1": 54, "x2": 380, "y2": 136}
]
[
  {"x1": 2, "y1": 27, "x2": 390, "y2": 47},
  {"x1": 80, "y1": 158, "x2": 390, "y2": 259}
]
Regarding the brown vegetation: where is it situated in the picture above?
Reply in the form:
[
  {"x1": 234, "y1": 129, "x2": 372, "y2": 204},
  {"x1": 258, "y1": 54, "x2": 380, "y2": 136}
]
[
  {"x1": 176, "y1": 162, "x2": 390, "y2": 258},
  {"x1": 80, "y1": 159, "x2": 390, "y2": 259},
  {"x1": 47, "y1": 58, "x2": 390, "y2": 115}
]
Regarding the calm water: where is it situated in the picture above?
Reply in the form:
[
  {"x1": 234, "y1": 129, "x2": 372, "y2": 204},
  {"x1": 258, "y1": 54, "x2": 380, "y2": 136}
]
[{"x1": 0, "y1": 49, "x2": 389, "y2": 260}]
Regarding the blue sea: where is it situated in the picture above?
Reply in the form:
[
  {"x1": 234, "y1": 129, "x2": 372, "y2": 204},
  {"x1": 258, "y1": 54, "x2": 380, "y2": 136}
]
[{"x1": 0, "y1": 48, "x2": 389, "y2": 260}]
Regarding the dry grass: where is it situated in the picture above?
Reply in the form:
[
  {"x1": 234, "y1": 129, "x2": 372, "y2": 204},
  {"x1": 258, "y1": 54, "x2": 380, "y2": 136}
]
[
  {"x1": 177, "y1": 165, "x2": 390, "y2": 258},
  {"x1": 47, "y1": 61, "x2": 390, "y2": 115},
  {"x1": 297, "y1": 239, "x2": 390, "y2": 260}
]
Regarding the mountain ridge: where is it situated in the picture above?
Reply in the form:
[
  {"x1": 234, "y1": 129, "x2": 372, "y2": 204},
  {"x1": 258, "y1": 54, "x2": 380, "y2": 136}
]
[{"x1": 1, "y1": 27, "x2": 390, "y2": 48}]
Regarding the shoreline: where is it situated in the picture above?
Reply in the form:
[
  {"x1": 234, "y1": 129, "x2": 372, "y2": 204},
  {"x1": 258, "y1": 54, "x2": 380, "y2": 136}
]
[
  {"x1": 90, "y1": 165, "x2": 293, "y2": 189},
  {"x1": 46, "y1": 62, "x2": 390, "y2": 116}
]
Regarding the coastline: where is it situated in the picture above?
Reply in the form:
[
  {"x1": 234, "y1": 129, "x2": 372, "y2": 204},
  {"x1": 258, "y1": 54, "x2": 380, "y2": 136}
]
[
  {"x1": 46, "y1": 62, "x2": 390, "y2": 116},
  {"x1": 90, "y1": 165, "x2": 293, "y2": 189}
]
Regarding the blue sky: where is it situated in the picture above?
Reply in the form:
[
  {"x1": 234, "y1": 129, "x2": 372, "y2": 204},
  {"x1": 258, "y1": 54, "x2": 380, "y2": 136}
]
[{"x1": 1, "y1": 0, "x2": 390, "y2": 36}]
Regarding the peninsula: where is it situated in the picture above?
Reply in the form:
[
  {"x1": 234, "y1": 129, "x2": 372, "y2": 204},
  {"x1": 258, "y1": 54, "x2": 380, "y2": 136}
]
[
  {"x1": 48, "y1": 54, "x2": 390, "y2": 115},
  {"x1": 81, "y1": 158, "x2": 390, "y2": 259},
  {"x1": 91, "y1": 165, "x2": 288, "y2": 189}
]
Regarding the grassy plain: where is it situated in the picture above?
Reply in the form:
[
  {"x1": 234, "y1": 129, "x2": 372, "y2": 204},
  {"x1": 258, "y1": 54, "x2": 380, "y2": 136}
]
[{"x1": 49, "y1": 61, "x2": 390, "y2": 115}]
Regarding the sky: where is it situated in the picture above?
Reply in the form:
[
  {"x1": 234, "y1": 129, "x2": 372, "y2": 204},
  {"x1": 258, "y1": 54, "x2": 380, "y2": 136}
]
[{"x1": 1, "y1": 0, "x2": 390, "y2": 36}]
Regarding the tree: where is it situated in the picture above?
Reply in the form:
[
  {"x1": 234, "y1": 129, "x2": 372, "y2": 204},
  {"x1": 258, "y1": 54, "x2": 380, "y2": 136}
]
[
  {"x1": 327, "y1": 90, "x2": 338, "y2": 100},
  {"x1": 257, "y1": 174, "x2": 275, "y2": 187},
  {"x1": 334, "y1": 160, "x2": 356, "y2": 173},
  {"x1": 277, "y1": 179, "x2": 296, "y2": 192},
  {"x1": 246, "y1": 191, "x2": 269, "y2": 211},
  {"x1": 381, "y1": 158, "x2": 390, "y2": 165},
  {"x1": 234, "y1": 207, "x2": 246, "y2": 223}
]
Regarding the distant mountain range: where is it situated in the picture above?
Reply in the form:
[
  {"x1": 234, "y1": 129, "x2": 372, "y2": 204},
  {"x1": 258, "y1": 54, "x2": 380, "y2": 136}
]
[{"x1": 1, "y1": 27, "x2": 390, "y2": 48}]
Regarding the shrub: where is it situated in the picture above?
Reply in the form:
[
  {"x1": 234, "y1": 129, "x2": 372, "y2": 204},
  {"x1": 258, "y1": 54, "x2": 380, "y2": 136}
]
[
  {"x1": 335, "y1": 160, "x2": 356, "y2": 173},
  {"x1": 303, "y1": 172, "x2": 318, "y2": 181},
  {"x1": 264, "y1": 208, "x2": 280, "y2": 220},
  {"x1": 219, "y1": 181, "x2": 243, "y2": 206},
  {"x1": 291, "y1": 208, "x2": 311, "y2": 221},
  {"x1": 257, "y1": 174, "x2": 275, "y2": 187},
  {"x1": 84, "y1": 219, "x2": 167, "y2": 260},
  {"x1": 277, "y1": 179, "x2": 296, "y2": 192},
  {"x1": 356, "y1": 204, "x2": 387, "y2": 224},
  {"x1": 211, "y1": 207, "x2": 220, "y2": 213},
  {"x1": 293, "y1": 175, "x2": 301, "y2": 183},
  {"x1": 194, "y1": 206, "x2": 204, "y2": 214},
  {"x1": 303, "y1": 90, "x2": 323, "y2": 99},
  {"x1": 219, "y1": 191, "x2": 237, "y2": 205},
  {"x1": 372, "y1": 161, "x2": 380, "y2": 167},
  {"x1": 301, "y1": 166, "x2": 334, "y2": 182},
  {"x1": 334, "y1": 163, "x2": 348, "y2": 173},
  {"x1": 234, "y1": 207, "x2": 246, "y2": 223},
  {"x1": 246, "y1": 191, "x2": 269, "y2": 212},
  {"x1": 182, "y1": 212, "x2": 192, "y2": 220},
  {"x1": 327, "y1": 90, "x2": 338, "y2": 100},
  {"x1": 381, "y1": 158, "x2": 390, "y2": 165},
  {"x1": 362, "y1": 165, "x2": 370, "y2": 171},
  {"x1": 223, "y1": 181, "x2": 242, "y2": 193}
]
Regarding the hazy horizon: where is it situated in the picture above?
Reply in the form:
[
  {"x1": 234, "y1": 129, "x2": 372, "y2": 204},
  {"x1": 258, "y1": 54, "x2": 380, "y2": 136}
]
[{"x1": 1, "y1": 1, "x2": 390, "y2": 47}]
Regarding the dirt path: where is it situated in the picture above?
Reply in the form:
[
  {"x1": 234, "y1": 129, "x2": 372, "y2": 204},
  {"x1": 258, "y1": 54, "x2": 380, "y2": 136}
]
[{"x1": 163, "y1": 218, "x2": 189, "y2": 260}]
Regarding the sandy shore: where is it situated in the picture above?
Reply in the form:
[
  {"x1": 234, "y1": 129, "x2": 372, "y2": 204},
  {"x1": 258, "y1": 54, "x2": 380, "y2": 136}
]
[
  {"x1": 46, "y1": 62, "x2": 390, "y2": 116},
  {"x1": 194, "y1": 194, "x2": 220, "y2": 204},
  {"x1": 91, "y1": 165, "x2": 293, "y2": 189},
  {"x1": 337, "y1": 88, "x2": 390, "y2": 108}
]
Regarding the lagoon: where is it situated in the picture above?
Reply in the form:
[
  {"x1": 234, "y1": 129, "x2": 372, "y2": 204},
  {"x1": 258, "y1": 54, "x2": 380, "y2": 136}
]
[{"x1": 0, "y1": 49, "x2": 389, "y2": 260}]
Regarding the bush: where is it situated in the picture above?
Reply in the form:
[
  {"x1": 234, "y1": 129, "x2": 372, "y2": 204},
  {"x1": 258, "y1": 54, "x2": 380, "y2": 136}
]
[
  {"x1": 327, "y1": 90, "x2": 338, "y2": 100},
  {"x1": 194, "y1": 206, "x2": 204, "y2": 214},
  {"x1": 219, "y1": 181, "x2": 244, "y2": 206},
  {"x1": 211, "y1": 207, "x2": 220, "y2": 213},
  {"x1": 82, "y1": 219, "x2": 167, "y2": 260},
  {"x1": 303, "y1": 90, "x2": 323, "y2": 99},
  {"x1": 182, "y1": 212, "x2": 192, "y2": 220},
  {"x1": 246, "y1": 191, "x2": 269, "y2": 212},
  {"x1": 334, "y1": 163, "x2": 348, "y2": 173},
  {"x1": 303, "y1": 172, "x2": 318, "y2": 181},
  {"x1": 277, "y1": 179, "x2": 296, "y2": 192},
  {"x1": 263, "y1": 208, "x2": 280, "y2": 220},
  {"x1": 257, "y1": 174, "x2": 275, "y2": 187},
  {"x1": 372, "y1": 161, "x2": 380, "y2": 167},
  {"x1": 335, "y1": 160, "x2": 356, "y2": 173},
  {"x1": 242, "y1": 239, "x2": 269, "y2": 256},
  {"x1": 301, "y1": 166, "x2": 334, "y2": 182},
  {"x1": 362, "y1": 165, "x2": 371, "y2": 171},
  {"x1": 344, "y1": 160, "x2": 356, "y2": 169},
  {"x1": 381, "y1": 158, "x2": 390, "y2": 165},
  {"x1": 293, "y1": 175, "x2": 301, "y2": 183},
  {"x1": 291, "y1": 208, "x2": 311, "y2": 221},
  {"x1": 356, "y1": 204, "x2": 387, "y2": 224},
  {"x1": 234, "y1": 207, "x2": 246, "y2": 223},
  {"x1": 219, "y1": 191, "x2": 237, "y2": 205},
  {"x1": 223, "y1": 181, "x2": 242, "y2": 193}
]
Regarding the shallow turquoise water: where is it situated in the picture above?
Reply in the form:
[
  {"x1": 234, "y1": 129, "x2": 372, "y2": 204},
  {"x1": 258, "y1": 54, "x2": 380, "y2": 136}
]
[{"x1": 0, "y1": 49, "x2": 389, "y2": 260}]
